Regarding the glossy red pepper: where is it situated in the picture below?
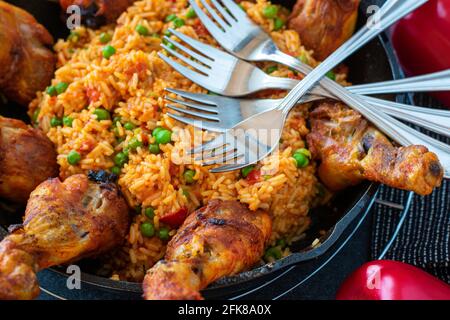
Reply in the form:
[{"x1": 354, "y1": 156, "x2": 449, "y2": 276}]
[
  {"x1": 246, "y1": 169, "x2": 261, "y2": 184},
  {"x1": 159, "y1": 207, "x2": 188, "y2": 228},
  {"x1": 390, "y1": 0, "x2": 450, "y2": 107},
  {"x1": 336, "y1": 260, "x2": 450, "y2": 300}
]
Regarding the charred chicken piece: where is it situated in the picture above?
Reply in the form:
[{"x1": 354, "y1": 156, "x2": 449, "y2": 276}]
[
  {"x1": 307, "y1": 101, "x2": 443, "y2": 195},
  {"x1": 0, "y1": 1, "x2": 55, "y2": 106},
  {"x1": 59, "y1": 0, "x2": 135, "y2": 27},
  {"x1": 288, "y1": 0, "x2": 360, "y2": 60},
  {"x1": 0, "y1": 173, "x2": 130, "y2": 300},
  {"x1": 143, "y1": 200, "x2": 272, "y2": 300},
  {"x1": 0, "y1": 117, "x2": 58, "y2": 203}
]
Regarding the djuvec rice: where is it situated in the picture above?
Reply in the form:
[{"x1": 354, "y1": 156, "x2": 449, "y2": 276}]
[{"x1": 28, "y1": 0, "x2": 350, "y2": 282}]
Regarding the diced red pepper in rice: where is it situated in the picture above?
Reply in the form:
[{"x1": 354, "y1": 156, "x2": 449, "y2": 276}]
[
  {"x1": 159, "y1": 207, "x2": 188, "y2": 228},
  {"x1": 246, "y1": 169, "x2": 261, "y2": 184}
]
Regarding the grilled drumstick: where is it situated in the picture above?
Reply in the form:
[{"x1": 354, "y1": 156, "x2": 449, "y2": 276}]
[
  {"x1": 0, "y1": 117, "x2": 58, "y2": 203},
  {"x1": 59, "y1": 0, "x2": 135, "y2": 27},
  {"x1": 307, "y1": 101, "x2": 443, "y2": 195},
  {"x1": 0, "y1": 173, "x2": 130, "y2": 300},
  {"x1": 288, "y1": 0, "x2": 360, "y2": 60},
  {"x1": 0, "y1": 1, "x2": 55, "y2": 106},
  {"x1": 143, "y1": 200, "x2": 272, "y2": 300}
]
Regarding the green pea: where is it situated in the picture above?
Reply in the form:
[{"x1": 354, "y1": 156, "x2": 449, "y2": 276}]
[
  {"x1": 173, "y1": 18, "x2": 185, "y2": 28},
  {"x1": 63, "y1": 116, "x2": 74, "y2": 127},
  {"x1": 326, "y1": 71, "x2": 336, "y2": 81},
  {"x1": 128, "y1": 137, "x2": 143, "y2": 150},
  {"x1": 32, "y1": 108, "x2": 40, "y2": 124},
  {"x1": 135, "y1": 24, "x2": 149, "y2": 36},
  {"x1": 158, "y1": 227, "x2": 170, "y2": 241},
  {"x1": 140, "y1": 222, "x2": 155, "y2": 237},
  {"x1": 186, "y1": 8, "x2": 196, "y2": 19},
  {"x1": 264, "y1": 246, "x2": 282, "y2": 260},
  {"x1": 273, "y1": 17, "x2": 285, "y2": 31},
  {"x1": 298, "y1": 52, "x2": 309, "y2": 64},
  {"x1": 67, "y1": 31, "x2": 80, "y2": 42},
  {"x1": 50, "y1": 117, "x2": 62, "y2": 127},
  {"x1": 67, "y1": 150, "x2": 81, "y2": 165},
  {"x1": 102, "y1": 45, "x2": 116, "y2": 59},
  {"x1": 182, "y1": 188, "x2": 190, "y2": 199},
  {"x1": 145, "y1": 207, "x2": 155, "y2": 219},
  {"x1": 165, "y1": 14, "x2": 177, "y2": 22},
  {"x1": 123, "y1": 122, "x2": 135, "y2": 130},
  {"x1": 163, "y1": 38, "x2": 176, "y2": 50},
  {"x1": 55, "y1": 82, "x2": 69, "y2": 95},
  {"x1": 294, "y1": 148, "x2": 311, "y2": 159},
  {"x1": 241, "y1": 165, "x2": 255, "y2": 178},
  {"x1": 114, "y1": 152, "x2": 128, "y2": 167},
  {"x1": 184, "y1": 169, "x2": 196, "y2": 184},
  {"x1": 111, "y1": 166, "x2": 121, "y2": 175},
  {"x1": 154, "y1": 129, "x2": 172, "y2": 144},
  {"x1": 164, "y1": 30, "x2": 172, "y2": 37},
  {"x1": 293, "y1": 152, "x2": 309, "y2": 168},
  {"x1": 263, "y1": 5, "x2": 278, "y2": 19},
  {"x1": 149, "y1": 143, "x2": 160, "y2": 154},
  {"x1": 46, "y1": 86, "x2": 57, "y2": 97},
  {"x1": 276, "y1": 238, "x2": 287, "y2": 248},
  {"x1": 152, "y1": 127, "x2": 163, "y2": 137},
  {"x1": 266, "y1": 66, "x2": 278, "y2": 74},
  {"x1": 99, "y1": 32, "x2": 112, "y2": 44},
  {"x1": 94, "y1": 108, "x2": 110, "y2": 120}
]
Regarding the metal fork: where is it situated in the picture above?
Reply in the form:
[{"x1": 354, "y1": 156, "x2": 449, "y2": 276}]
[
  {"x1": 160, "y1": 30, "x2": 450, "y2": 136},
  {"x1": 186, "y1": 0, "x2": 450, "y2": 178}
]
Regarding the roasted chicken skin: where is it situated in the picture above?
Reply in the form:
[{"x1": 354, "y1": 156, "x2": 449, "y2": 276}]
[
  {"x1": 0, "y1": 1, "x2": 55, "y2": 106},
  {"x1": 288, "y1": 0, "x2": 360, "y2": 60},
  {"x1": 0, "y1": 117, "x2": 58, "y2": 203},
  {"x1": 60, "y1": 0, "x2": 135, "y2": 27},
  {"x1": 0, "y1": 173, "x2": 130, "y2": 300},
  {"x1": 143, "y1": 200, "x2": 272, "y2": 300},
  {"x1": 307, "y1": 101, "x2": 443, "y2": 195}
]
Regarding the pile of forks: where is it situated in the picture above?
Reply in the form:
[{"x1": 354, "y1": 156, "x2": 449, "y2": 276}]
[{"x1": 159, "y1": 0, "x2": 450, "y2": 178}]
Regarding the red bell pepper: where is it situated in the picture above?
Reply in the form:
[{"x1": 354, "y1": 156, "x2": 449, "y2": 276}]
[
  {"x1": 390, "y1": 0, "x2": 450, "y2": 107},
  {"x1": 336, "y1": 260, "x2": 450, "y2": 300},
  {"x1": 159, "y1": 207, "x2": 188, "y2": 228}
]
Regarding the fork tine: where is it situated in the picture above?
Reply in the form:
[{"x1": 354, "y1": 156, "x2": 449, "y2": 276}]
[
  {"x1": 190, "y1": 136, "x2": 227, "y2": 154},
  {"x1": 169, "y1": 29, "x2": 227, "y2": 61},
  {"x1": 161, "y1": 41, "x2": 211, "y2": 75},
  {"x1": 201, "y1": 151, "x2": 242, "y2": 166},
  {"x1": 165, "y1": 96, "x2": 218, "y2": 113},
  {"x1": 220, "y1": 0, "x2": 249, "y2": 21},
  {"x1": 166, "y1": 104, "x2": 220, "y2": 121},
  {"x1": 165, "y1": 88, "x2": 218, "y2": 105},
  {"x1": 165, "y1": 30, "x2": 214, "y2": 66},
  {"x1": 188, "y1": 0, "x2": 226, "y2": 42},
  {"x1": 209, "y1": 162, "x2": 246, "y2": 173},
  {"x1": 158, "y1": 52, "x2": 209, "y2": 86},
  {"x1": 197, "y1": 144, "x2": 236, "y2": 162},
  {"x1": 199, "y1": 0, "x2": 230, "y2": 30},
  {"x1": 209, "y1": 0, "x2": 236, "y2": 24},
  {"x1": 167, "y1": 113, "x2": 225, "y2": 133}
]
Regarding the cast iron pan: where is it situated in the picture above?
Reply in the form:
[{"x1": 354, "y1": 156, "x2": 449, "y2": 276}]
[{"x1": 0, "y1": 0, "x2": 404, "y2": 299}]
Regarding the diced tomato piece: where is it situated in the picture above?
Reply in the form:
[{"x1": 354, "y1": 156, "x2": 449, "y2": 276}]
[
  {"x1": 86, "y1": 87, "x2": 100, "y2": 103},
  {"x1": 159, "y1": 207, "x2": 188, "y2": 228},
  {"x1": 246, "y1": 169, "x2": 261, "y2": 184}
]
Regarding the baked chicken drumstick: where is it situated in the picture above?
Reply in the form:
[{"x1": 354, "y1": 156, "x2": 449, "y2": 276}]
[
  {"x1": 143, "y1": 200, "x2": 272, "y2": 300},
  {"x1": 0, "y1": 1, "x2": 55, "y2": 106},
  {"x1": 307, "y1": 101, "x2": 444, "y2": 195},
  {"x1": 59, "y1": 0, "x2": 135, "y2": 27},
  {"x1": 0, "y1": 173, "x2": 130, "y2": 300},
  {"x1": 0, "y1": 117, "x2": 58, "y2": 203},
  {"x1": 288, "y1": 0, "x2": 360, "y2": 60}
]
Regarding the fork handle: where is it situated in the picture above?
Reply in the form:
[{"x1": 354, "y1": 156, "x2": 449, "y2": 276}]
[{"x1": 273, "y1": 0, "x2": 428, "y2": 112}]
